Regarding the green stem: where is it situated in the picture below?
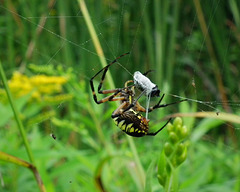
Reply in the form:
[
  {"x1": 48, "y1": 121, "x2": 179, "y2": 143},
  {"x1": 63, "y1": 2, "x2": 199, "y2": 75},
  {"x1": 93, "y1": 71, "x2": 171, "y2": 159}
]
[
  {"x1": 78, "y1": 0, "x2": 114, "y2": 89},
  {"x1": 140, "y1": 0, "x2": 154, "y2": 70},
  {"x1": 87, "y1": 101, "x2": 111, "y2": 153},
  {"x1": 78, "y1": 0, "x2": 145, "y2": 188},
  {"x1": 154, "y1": 0, "x2": 163, "y2": 85},
  {"x1": 193, "y1": 0, "x2": 236, "y2": 145},
  {"x1": 166, "y1": 0, "x2": 180, "y2": 88},
  {"x1": 0, "y1": 62, "x2": 35, "y2": 164},
  {"x1": 165, "y1": 164, "x2": 177, "y2": 192},
  {"x1": 127, "y1": 136, "x2": 146, "y2": 190},
  {"x1": 78, "y1": 0, "x2": 112, "y2": 149},
  {"x1": 166, "y1": 174, "x2": 173, "y2": 192}
]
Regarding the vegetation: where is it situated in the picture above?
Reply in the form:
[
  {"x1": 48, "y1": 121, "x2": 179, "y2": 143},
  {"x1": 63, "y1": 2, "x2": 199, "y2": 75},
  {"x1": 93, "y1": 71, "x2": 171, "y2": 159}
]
[{"x1": 0, "y1": 0, "x2": 240, "y2": 191}]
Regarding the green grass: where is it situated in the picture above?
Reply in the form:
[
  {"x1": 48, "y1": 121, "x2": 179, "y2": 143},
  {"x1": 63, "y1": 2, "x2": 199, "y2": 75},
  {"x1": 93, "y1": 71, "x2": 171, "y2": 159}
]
[{"x1": 0, "y1": 0, "x2": 240, "y2": 191}]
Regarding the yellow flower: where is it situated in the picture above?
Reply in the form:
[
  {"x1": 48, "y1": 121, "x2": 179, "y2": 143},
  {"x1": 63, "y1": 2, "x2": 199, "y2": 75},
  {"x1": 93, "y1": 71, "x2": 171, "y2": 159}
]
[{"x1": 4, "y1": 72, "x2": 69, "y2": 102}]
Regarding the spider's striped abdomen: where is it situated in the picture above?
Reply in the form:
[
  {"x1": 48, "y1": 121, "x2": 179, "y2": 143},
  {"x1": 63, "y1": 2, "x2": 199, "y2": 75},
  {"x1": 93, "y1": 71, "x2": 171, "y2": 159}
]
[{"x1": 113, "y1": 109, "x2": 149, "y2": 137}]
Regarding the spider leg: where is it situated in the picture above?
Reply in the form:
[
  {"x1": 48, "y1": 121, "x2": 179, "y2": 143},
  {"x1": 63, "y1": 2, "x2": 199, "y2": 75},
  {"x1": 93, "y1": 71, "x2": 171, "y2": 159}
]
[
  {"x1": 90, "y1": 52, "x2": 130, "y2": 104},
  {"x1": 148, "y1": 93, "x2": 165, "y2": 112},
  {"x1": 92, "y1": 88, "x2": 125, "y2": 104},
  {"x1": 146, "y1": 118, "x2": 172, "y2": 136},
  {"x1": 99, "y1": 88, "x2": 123, "y2": 94},
  {"x1": 124, "y1": 80, "x2": 134, "y2": 87},
  {"x1": 143, "y1": 70, "x2": 155, "y2": 76},
  {"x1": 148, "y1": 94, "x2": 188, "y2": 112},
  {"x1": 99, "y1": 96, "x2": 126, "y2": 104},
  {"x1": 117, "y1": 92, "x2": 163, "y2": 114},
  {"x1": 111, "y1": 102, "x2": 129, "y2": 118},
  {"x1": 120, "y1": 90, "x2": 146, "y2": 114},
  {"x1": 134, "y1": 102, "x2": 147, "y2": 112}
]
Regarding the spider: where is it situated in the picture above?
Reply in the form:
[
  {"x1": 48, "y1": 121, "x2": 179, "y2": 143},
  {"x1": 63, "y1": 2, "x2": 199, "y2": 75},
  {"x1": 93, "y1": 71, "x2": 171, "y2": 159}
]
[{"x1": 90, "y1": 52, "x2": 187, "y2": 137}]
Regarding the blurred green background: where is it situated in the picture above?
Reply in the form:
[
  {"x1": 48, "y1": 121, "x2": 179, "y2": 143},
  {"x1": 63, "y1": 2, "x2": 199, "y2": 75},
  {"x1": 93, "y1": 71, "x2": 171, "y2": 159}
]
[{"x1": 0, "y1": 0, "x2": 240, "y2": 191}]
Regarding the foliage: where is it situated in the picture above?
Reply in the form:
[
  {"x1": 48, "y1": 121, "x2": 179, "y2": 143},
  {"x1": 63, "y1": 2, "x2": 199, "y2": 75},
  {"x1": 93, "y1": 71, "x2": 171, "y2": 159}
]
[
  {"x1": 157, "y1": 117, "x2": 189, "y2": 192},
  {"x1": 0, "y1": 0, "x2": 240, "y2": 192}
]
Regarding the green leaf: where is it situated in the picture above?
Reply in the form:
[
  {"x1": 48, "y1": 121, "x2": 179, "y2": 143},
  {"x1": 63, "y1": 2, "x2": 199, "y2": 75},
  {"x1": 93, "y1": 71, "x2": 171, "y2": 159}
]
[
  {"x1": 0, "y1": 94, "x2": 31, "y2": 126},
  {"x1": 157, "y1": 150, "x2": 167, "y2": 187},
  {"x1": 144, "y1": 158, "x2": 156, "y2": 192},
  {"x1": 180, "y1": 159, "x2": 211, "y2": 191},
  {"x1": 191, "y1": 118, "x2": 224, "y2": 143},
  {"x1": 0, "y1": 102, "x2": 13, "y2": 126}
]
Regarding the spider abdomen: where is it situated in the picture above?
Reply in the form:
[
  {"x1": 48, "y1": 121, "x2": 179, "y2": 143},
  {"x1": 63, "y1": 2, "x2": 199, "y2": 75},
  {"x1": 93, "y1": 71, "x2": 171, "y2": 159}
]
[{"x1": 113, "y1": 109, "x2": 149, "y2": 137}]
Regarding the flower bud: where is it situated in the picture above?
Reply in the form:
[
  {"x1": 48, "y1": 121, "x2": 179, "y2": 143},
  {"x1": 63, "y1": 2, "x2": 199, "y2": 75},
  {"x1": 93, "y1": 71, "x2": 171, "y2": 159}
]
[
  {"x1": 164, "y1": 142, "x2": 173, "y2": 157},
  {"x1": 167, "y1": 123, "x2": 173, "y2": 132},
  {"x1": 169, "y1": 132, "x2": 178, "y2": 144},
  {"x1": 176, "y1": 143, "x2": 185, "y2": 156},
  {"x1": 173, "y1": 117, "x2": 182, "y2": 127},
  {"x1": 176, "y1": 148, "x2": 187, "y2": 166},
  {"x1": 180, "y1": 125, "x2": 188, "y2": 139}
]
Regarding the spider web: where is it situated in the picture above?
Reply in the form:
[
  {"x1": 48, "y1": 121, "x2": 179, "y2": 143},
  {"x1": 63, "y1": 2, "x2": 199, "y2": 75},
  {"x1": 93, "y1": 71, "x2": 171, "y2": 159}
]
[{"x1": 0, "y1": 0, "x2": 240, "y2": 191}]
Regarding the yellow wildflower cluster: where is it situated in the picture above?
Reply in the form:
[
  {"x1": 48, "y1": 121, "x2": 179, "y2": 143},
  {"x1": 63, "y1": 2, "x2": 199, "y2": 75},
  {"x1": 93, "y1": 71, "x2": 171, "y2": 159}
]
[{"x1": 5, "y1": 72, "x2": 69, "y2": 102}]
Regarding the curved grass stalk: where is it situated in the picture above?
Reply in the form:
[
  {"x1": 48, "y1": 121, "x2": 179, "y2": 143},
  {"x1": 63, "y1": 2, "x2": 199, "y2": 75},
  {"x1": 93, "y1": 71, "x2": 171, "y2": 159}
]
[
  {"x1": 0, "y1": 62, "x2": 35, "y2": 164},
  {"x1": 0, "y1": 151, "x2": 46, "y2": 192},
  {"x1": 164, "y1": 111, "x2": 240, "y2": 124},
  {"x1": 0, "y1": 62, "x2": 47, "y2": 191}
]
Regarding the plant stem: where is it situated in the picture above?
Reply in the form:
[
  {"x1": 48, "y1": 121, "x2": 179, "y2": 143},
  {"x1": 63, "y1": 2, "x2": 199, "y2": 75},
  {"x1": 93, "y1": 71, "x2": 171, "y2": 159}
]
[
  {"x1": 78, "y1": 0, "x2": 145, "y2": 188},
  {"x1": 78, "y1": 0, "x2": 112, "y2": 149},
  {"x1": 0, "y1": 62, "x2": 35, "y2": 164},
  {"x1": 78, "y1": 0, "x2": 115, "y2": 89},
  {"x1": 127, "y1": 136, "x2": 146, "y2": 189},
  {"x1": 166, "y1": 0, "x2": 180, "y2": 88}
]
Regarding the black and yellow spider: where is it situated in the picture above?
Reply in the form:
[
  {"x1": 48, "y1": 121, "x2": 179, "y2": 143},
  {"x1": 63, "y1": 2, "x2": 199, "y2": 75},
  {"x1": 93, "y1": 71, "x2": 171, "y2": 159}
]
[{"x1": 90, "y1": 53, "x2": 186, "y2": 137}]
